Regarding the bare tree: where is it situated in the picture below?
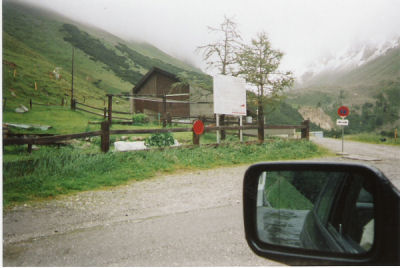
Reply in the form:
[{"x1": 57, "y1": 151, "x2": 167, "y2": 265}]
[
  {"x1": 236, "y1": 32, "x2": 294, "y2": 141},
  {"x1": 197, "y1": 15, "x2": 241, "y2": 138},
  {"x1": 197, "y1": 15, "x2": 241, "y2": 75}
]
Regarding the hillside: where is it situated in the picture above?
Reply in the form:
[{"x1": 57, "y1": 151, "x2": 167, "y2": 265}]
[
  {"x1": 2, "y1": 1, "x2": 210, "y2": 112},
  {"x1": 288, "y1": 42, "x2": 400, "y2": 134}
]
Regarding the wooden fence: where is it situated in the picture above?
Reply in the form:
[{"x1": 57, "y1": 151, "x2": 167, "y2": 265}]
[
  {"x1": 74, "y1": 98, "x2": 132, "y2": 123},
  {"x1": 3, "y1": 120, "x2": 310, "y2": 153}
]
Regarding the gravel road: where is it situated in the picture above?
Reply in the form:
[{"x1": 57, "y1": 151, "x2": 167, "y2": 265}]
[
  {"x1": 311, "y1": 137, "x2": 400, "y2": 189},
  {"x1": 3, "y1": 138, "x2": 400, "y2": 266}
]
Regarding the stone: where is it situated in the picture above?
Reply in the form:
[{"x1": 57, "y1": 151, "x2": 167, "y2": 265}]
[
  {"x1": 114, "y1": 141, "x2": 147, "y2": 152},
  {"x1": 15, "y1": 104, "x2": 29, "y2": 113},
  {"x1": 20, "y1": 105, "x2": 29, "y2": 112},
  {"x1": 15, "y1": 107, "x2": 26, "y2": 113},
  {"x1": 31, "y1": 145, "x2": 39, "y2": 151}
]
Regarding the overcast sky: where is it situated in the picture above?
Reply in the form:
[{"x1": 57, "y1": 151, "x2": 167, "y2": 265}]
[{"x1": 21, "y1": 0, "x2": 400, "y2": 76}]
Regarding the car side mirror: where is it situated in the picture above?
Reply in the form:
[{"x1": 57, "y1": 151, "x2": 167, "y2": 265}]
[{"x1": 243, "y1": 162, "x2": 400, "y2": 265}]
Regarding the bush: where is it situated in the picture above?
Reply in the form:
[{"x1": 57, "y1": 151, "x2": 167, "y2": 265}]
[
  {"x1": 145, "y1": 133, "x2": 175, "y2": 147},
  {"x1": 132, "y1": 113, "x2": 149, "y2": 125}
]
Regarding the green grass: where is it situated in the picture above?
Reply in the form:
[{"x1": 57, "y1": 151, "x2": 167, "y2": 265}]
[
  {"x1": 3, "y1": 106, "x2": 101, "y2": 134},
  {"x1": 346, "y1": 133, "x2": 400, "y2": 146},
  {"x1": 3, "y1": 139, "x2": 328, "y2": 207},
  {"x1": 266, "y1": 176, "x2": 313, "y2": 210}
]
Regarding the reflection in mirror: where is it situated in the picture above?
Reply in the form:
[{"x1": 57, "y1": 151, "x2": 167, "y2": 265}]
[{"x1": 256, "y1": 170, "x2": 375, "y2": 254}]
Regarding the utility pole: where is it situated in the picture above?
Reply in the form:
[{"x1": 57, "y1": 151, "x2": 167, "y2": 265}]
[{"x1": 70, "y1": 48, "x2": 75, "y2": 110}]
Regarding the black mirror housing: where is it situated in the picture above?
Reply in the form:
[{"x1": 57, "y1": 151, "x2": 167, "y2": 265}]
[{"x1": 243, "y1": 162, "x2": 400, "y2": 265}]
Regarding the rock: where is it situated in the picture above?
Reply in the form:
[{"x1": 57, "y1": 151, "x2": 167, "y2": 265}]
[
  {"x1": 15, "y1": 107, "x2": 26, "y2": 113},
  {"x1": 81, "y1": 142, "x2": 91, "y2": 149},
  {"x1": 131, "y1": 136, "x2": 144, "y2": 141},
  {"x1": 31, "y1": 145, "x2": 39, "y2": 151},
  {"x1": 6, "y1": 123, "x2": 52, "y2": 131},
  {"x1": 11, "y1": 91, "x2": 16, "y2": 97},
  {"x1": 114, "y1": 141, "x2": 147, "y2": 152},
  {"x1": 20, "y1": 105, "x2": 29, "y2": 112},
  {"x1": 121, "y1": 136, "x2": 129, "y2": 141},
  {"x1": 172, "y1": 139, "x2": 180, "y2": 147},
  {"x1": 14, "y1": 105, "x2": 29, "y2": 113}
]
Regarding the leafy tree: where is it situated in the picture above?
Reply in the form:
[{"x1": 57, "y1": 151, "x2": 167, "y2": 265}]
[{"x1": 236, "y1": 32, "x2": 294, "y2": 141}]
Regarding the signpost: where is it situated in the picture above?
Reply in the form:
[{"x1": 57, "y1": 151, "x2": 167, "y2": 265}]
[
  {"x1": 193, "y1": 120, "x2": 205, "y2": 135},
  {"x1": 337, "y1": 106, "x2": 350, "y2": 154},
  {"x1": 192, "y1": 120, "x2": 205, "y2": 145}
]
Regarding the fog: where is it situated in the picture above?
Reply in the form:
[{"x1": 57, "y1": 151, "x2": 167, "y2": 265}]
[{"x1": 19, "y1": 0, "x2": 400, "y2": 76}]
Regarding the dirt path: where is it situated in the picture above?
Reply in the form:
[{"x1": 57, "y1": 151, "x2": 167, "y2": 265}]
[{"x1": 3, "y1": 138, "x2": 400, "y2": 266}]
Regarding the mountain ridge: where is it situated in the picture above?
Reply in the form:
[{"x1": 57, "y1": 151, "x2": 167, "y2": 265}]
[{"x1": 298, "y1": 38, "x2": 400, "y2": 87}]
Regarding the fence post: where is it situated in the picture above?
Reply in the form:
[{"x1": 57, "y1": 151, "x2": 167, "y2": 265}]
[
  {"x1": 103, "y1": 107, "x2": 107, "y2": 119},
  {"x1": 220, "y1": 114, "x2": 226, "y2": 140},
  {"x1": 167, "y1": 112, "x2": 172, "y2": 126},
  {"x1": 101, "y1": 121, "x2": 110, "y2": 153},
  {"x1": 3, "y1": 97, "x2": 6, "y2": 112},
  {"x1": 71, "y1": 99, "x2": 76, "y2": 111},
  {"x1": 27, "y1": 143, "x2": 32, "y2": 154},
  {"x1": 30, "y1": 99, "x2": 32, "y2": 109},
  {"x1": 193, "y1": 130, "x2": 200, "y2": 145},
  {"x1": 301, "y1": 120, "x2": 310, "y2": 140},
  {"x1": 162, "y1": 95, "x2": 167, "y2": 128},
  {"x1": 107, "y1": 94, "x2": 113, "y2": 125}
]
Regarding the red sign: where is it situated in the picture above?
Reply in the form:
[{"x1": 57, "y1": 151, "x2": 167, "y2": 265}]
[
  {"x1": 193, "y1": 120, "x2": 205, "y2": 135},
  {"x1": 337, "y1": 106, "x2": 350, "y2": 117}
]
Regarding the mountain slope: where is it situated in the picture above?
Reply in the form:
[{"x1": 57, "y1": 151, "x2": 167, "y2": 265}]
[
  {"x1": 288, "y1": 43, "x2": 400, "y2": 133},
  {"x1": 299, "y1": 39, "x2": 400, "y2": 87},
  {"x1": 2, "y1": 1, "x2": 210, "y2": 111},
  {"x1": 339, "y1": 45, "x2": 400, "y2": 86}
]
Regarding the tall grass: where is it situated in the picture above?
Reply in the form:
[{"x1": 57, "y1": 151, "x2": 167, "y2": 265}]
[{"x1": 3, "y1": 139, "x2": 327, "y2": 206}]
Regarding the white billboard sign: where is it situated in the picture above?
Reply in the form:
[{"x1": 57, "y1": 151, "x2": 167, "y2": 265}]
[{"x1": 213, "y1": 75, "x2": 247, "y2": 116}]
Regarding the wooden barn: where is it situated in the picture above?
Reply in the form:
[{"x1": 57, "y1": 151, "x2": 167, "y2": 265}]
[{"x1": 131, "y1": 67, "x2": 213, "y2": 118}]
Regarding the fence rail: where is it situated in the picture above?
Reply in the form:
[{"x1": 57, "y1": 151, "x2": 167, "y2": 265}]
[
  {"x1": 4, "y1": 131, "x2": 102, "y2": 145},
  {"x1": 76, "y1": 107, "x2": 105, "y2": 117},
  {"x1": 75, "y1": 101, "x2": 104, "y2": 111},
  {"x1": 3, "y1": 120, "x2": 309, "y2": 153},
  {"x1": 112, "y1": 110, "x2": 131, "y2": 115},
  {"x1": 74, "y1": 99, "x2": 132, "y2": 121}
]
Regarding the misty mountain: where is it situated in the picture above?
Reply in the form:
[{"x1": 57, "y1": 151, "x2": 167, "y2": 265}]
[
  {"x1": 2, "y1": 1, "x2": 210, "y2": 108},
  {"x1": 298, "y1": 38, "x2": 400, "y2": 87},
  {"x1": 288, "y1": 39, "x2": 400, "y2": 134}
]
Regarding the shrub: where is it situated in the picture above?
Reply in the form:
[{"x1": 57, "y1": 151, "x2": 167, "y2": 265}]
[
  {"x1": 145, "y1": 133, "x2": 174, "y2": 147},
  {"x1": 132, "y1": 113, "x2": 149, "y2": 125}
]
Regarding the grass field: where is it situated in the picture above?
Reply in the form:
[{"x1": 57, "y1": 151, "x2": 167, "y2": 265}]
[
  {"x1": 3, "y1": 139, "x2": 328, "y2": 207},
  {"x1": 346, "y1": 133, "x2": 400, "y2": 146}
]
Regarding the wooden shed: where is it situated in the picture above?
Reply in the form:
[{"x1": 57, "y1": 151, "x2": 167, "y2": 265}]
[{"x1": 131, "y1": 67, "x2": 213, "y2": 118}]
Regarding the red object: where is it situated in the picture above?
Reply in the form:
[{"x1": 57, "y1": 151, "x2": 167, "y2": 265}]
[
  {"x1": 193, "y1": 120, "x2": 205, "y2": 135},
  {"x1": 337, "y1": 106, "x2": 350, "y2": 117}
]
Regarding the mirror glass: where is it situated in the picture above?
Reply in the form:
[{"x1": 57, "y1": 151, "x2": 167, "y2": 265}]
[{"x1": 256, "y1": 170, "x2": 375, "y2": 254}]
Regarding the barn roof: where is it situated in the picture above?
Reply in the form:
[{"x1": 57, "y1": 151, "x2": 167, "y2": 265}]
[{"x1": 132, "y1": 67, "x2": 180, "y2": 94}]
